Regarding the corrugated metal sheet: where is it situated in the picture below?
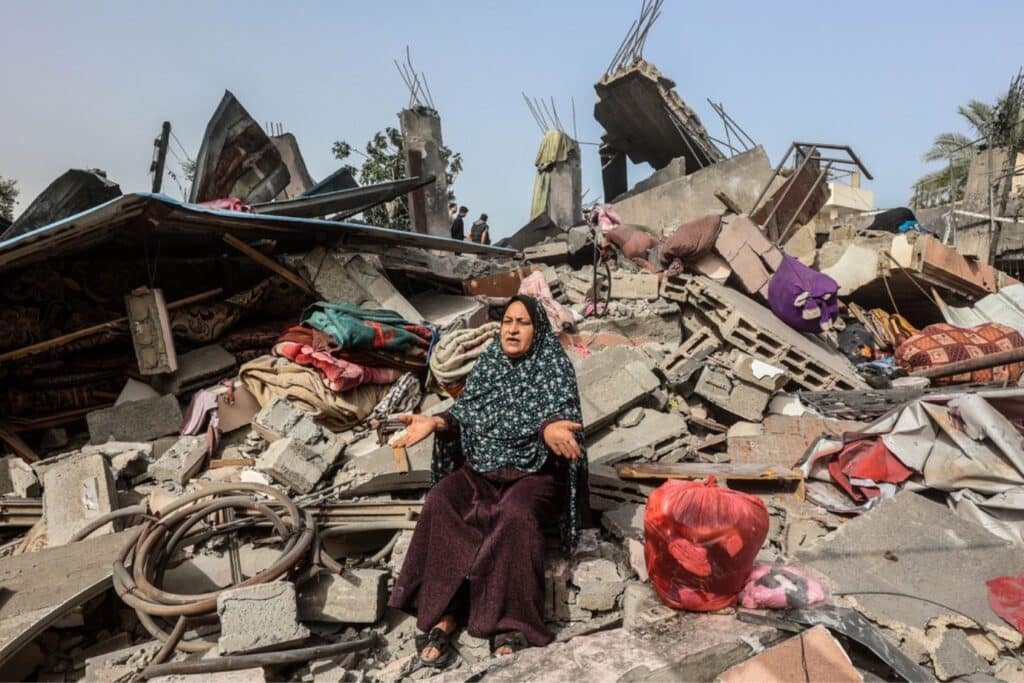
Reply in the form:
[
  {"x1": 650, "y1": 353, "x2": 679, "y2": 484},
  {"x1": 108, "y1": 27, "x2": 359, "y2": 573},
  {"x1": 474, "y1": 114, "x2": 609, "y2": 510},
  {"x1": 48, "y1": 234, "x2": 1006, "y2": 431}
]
[
  {"x1": 937, "y1": 283, "x2": 1024, "y2": 333},
  {"x1": 0, "y1": 193, "x2": 516, "y2": 273}
]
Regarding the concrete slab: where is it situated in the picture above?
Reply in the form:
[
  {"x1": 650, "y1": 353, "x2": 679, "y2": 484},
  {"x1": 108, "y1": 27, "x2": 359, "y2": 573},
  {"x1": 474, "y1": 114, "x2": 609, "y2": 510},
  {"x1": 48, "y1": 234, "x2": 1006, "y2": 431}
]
[
  {"x1": 796, "y1": 491, "x2": 1024, "y2": 649},
  {"x1": 87, "y1": 394, "x2": 182, "y2": 444},
  {"x1": 42, "y1": 452, "x2": 118, "y2": 547},
  {"x1": 154, "y1": 345, "x2": 236, "y2": 396},
  {"x1": 409, "y1": 293, "x2": 488, "y2": 330},
  {"x1": 432, "y1": 615, "x2": 776, "y2": 683},
  {"x1": 149, "y1": 435, "x2": 207, "y2": 485},
  {"x1": 576, "y1": 347, "x2": 661, "y2": 434},
  {"x1": 587, "y1": 410, "x2": 689, "y2": 466},
  {"x1": 613, "y1": 147, "x2": 772, "y2": 236},
  {"x1": 0, "y1": 530, "x2": 136, "y2": 666}
]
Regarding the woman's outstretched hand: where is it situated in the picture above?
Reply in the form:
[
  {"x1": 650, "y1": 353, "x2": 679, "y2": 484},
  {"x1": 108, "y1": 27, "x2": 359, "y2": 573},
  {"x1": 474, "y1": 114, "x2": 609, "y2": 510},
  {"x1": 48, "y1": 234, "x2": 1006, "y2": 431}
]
[
  {"x1": 392, "y1": 414, "x2": 444, "y2": 448},
  {"x1": 543, "y1": 420, "x2": 584, "y2": 460}
]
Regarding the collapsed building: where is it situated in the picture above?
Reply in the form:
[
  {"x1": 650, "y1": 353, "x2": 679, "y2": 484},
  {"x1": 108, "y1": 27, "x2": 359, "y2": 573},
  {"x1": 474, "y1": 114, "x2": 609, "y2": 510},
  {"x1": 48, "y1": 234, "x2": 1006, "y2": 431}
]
[{"x1": 1, "y1": 9, "x2": 1024, "y2": 683}]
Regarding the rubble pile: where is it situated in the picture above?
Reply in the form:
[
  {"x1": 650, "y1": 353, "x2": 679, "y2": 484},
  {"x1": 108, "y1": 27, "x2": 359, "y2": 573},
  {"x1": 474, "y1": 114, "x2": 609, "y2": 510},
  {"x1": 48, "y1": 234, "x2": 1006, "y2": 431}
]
[{"x1": 4, "y1": 19, "x2": 1024, "y2": 683}]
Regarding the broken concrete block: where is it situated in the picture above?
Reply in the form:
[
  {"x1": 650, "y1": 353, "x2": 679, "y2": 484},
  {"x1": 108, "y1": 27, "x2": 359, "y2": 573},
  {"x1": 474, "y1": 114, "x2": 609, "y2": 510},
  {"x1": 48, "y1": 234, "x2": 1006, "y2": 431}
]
[
  {"x1": 217, "y1": 581, "x2": 310, "y2": 655},
  {"x1": 297, "y1": 569, "x2": 387, "y2": 624},
  {"x1": 154, "y1": 344, "x2": 236, "y2": 396},
  {"x1": 455, "y1": 631, "x2": 492, "y2": 664},
  {"x1": 409, "y1": 293, "x2": 488, "y2": 330},
  {"x1": 115, "y1": 378, "x2": 161, "y2": 406},
  {"x1": 0, "y1": 456, "x2": 39, "y2": 497},
  {"x1": 622, "y1": 581, "x2": 671, "y2": 632},
  {"x1": 252, "y1": 397, "x2": 343, "y2": 463},
  {"x1": 609, "y1": 271, "x2": 660, "y2": 300},
  {"x1": 932, "y1": 628, "x2": 990, "y2": 681},
  {"x1": 42, "y1": 452, "x2": 118, "y2": 546},
  {"x1": 602, "y1": 503, "x2": 644, "y2": 541},
  {"x1": 587, "y1": 410, "x2": 688, "y2": 466},
  {"x1": 544, "y1": 557, "x2": 572, "y2": 622},
  {"x1": 577, "y1": 310, "x2": 682, "y2": 345},
  {"x1": 125, "y1": 287, "x2": 178, "y2": 375},
  {"x1": 576, "y1": 347, "x2": 661, "y2": 434},
  {"x1": 84, "y1": 641, "x2": 163, "y2": 683},
  {"x1": 694, "y1": 362, "x2": 772, "y2": 422},
  {"x1": 572, "y1": 557, "x2": 626, "y2": 612},
  {"x1": 149, "y1": 435, "x2": 207, "y2": 485},
  {"x1": 256, "y1": 437, "x2": 329, "y2": 494},
  {"x1": 664, "y1": 274, "x2": 866, "y2": 391},
  {"x1": 717, "y1": 625, "x2": 862, "y2": 683},
  {"x1": 524, "y1": 241, "x2": 571, "y2": 265},
  {"x1": 87, "y1": 394, "x2": 182, "y2": 444},
  {"x1": 83, "y1": 442, "x2": 153, "y2": 481}
]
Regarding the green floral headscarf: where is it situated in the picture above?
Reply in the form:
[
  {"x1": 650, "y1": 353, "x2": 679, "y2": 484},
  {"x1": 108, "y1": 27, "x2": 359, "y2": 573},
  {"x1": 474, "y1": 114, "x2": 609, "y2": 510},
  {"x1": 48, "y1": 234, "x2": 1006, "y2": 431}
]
[{"x1": 431, "y1": 295, "x2": 588, "y2": 551}]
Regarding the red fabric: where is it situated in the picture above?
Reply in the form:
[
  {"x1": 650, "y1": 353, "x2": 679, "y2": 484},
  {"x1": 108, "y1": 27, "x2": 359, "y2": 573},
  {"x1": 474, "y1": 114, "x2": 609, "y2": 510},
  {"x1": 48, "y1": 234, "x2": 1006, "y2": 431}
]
[
  {"x1": 644, "y1": 477, "x2": 769, "y2": 612},
  {"x1": 827, "y1": 439, "x2": 913, "y2": 502},
  {"x1": 272, "y1": 326, "x2": 401, "y2": 392},
  {"x1": 987, "y1": 573, "x2": 1024, "y2": 635}
]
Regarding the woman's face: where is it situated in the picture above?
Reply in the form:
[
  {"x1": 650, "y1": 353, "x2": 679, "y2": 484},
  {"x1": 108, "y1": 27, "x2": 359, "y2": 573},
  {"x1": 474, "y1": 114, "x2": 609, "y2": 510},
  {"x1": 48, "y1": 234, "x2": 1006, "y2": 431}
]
[{"x1": 500, "y1": 301, "x2": 535, "y2": 358}]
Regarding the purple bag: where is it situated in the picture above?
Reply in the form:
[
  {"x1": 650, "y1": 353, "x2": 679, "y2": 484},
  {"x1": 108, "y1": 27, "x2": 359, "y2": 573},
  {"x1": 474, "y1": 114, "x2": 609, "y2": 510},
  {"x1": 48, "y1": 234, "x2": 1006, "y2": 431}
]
[{"x1": 767, "y1": 255, "x2": 839, "y2": 333}]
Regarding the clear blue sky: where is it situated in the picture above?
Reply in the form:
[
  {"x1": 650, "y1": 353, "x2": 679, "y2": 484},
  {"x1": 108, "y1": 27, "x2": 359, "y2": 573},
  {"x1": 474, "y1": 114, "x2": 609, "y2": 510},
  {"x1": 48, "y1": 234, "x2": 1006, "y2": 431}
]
[{"x1": 3, "y1": 0, "x2": 1022, "y2": 239}]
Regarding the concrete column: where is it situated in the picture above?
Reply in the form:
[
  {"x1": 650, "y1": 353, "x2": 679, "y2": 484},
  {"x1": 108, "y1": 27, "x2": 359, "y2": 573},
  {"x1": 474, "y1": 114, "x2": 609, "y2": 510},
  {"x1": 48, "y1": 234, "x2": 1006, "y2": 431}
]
[
  {"x1": 399, "y1": 107, "x2": 449, "y2": 237},
  {"x1": 547, "y1": 139, "x2": 583, "y2": 228},
  {"x1": 600, "y1": 143, "x2": 628, "y2": 203}
]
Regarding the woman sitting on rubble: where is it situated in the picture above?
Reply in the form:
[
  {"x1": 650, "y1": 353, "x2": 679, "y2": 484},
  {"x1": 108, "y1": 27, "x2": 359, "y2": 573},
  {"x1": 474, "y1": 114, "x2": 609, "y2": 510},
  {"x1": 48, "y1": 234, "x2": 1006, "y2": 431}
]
[{"x1": 389, "y1": 295, "x2": 588, "y2": 667}]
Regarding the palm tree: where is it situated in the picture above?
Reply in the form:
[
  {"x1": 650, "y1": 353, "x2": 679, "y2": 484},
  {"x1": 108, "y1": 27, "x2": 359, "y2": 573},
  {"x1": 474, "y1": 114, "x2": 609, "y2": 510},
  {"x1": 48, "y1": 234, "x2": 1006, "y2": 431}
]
[{"x1": 913, "y1": 100, "x2": 994, "y2": 204}]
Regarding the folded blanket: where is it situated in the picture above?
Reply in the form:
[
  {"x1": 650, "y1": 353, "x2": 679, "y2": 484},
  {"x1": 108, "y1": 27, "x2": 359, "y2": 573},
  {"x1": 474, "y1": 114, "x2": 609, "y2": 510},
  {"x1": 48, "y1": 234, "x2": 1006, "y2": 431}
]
[
  {"x1": 301, "y1": 302, "x2": 434, "y2": 367},
  {"x1": 240, "y1": 355, "x2": 389, "y2": 432},
  {"x1": 429, "y1": 323, "x2": 500, "y2": 387},
  {"x1": 273, "y1": 326, "x2": 401, "y2": 392}
]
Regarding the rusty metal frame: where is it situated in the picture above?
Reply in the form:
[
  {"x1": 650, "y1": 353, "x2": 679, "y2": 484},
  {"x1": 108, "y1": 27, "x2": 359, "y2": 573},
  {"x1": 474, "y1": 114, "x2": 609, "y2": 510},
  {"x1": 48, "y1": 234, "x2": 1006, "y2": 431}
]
[{"x1": 749, "y1": 142, "x2": 873, "y2": 244}]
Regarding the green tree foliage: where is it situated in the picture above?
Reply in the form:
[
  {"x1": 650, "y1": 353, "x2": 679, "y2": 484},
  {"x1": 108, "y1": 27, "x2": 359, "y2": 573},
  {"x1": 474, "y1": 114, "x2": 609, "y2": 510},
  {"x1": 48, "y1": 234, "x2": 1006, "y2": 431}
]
[
  {"x1": 332, "y1": 127, "x2": 462, "y2": 229},
  {"x1": 0, "y1": 175, "x2": 18, "y2": 222},
  {"x1": 914, "y1": 78, "x2": 1024, "y2": 201}
]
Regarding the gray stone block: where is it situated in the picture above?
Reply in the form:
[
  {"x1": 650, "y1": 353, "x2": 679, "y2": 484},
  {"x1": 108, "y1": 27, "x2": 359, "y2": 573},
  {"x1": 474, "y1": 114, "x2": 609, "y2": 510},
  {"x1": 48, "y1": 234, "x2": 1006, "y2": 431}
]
[
  {"x1": 256, "y1": 437, "x2": 328, "y2": 494},
  {"x1": 217, "y1": 581, "x2": 309, "y2": 655},
  {"x1": 577, "y1": 347, "x2": 661, "y2": 434},
  {"x1": 0, "y1": 456, "x2": 39, "y2": 497},
  {"x1": 153, "y1": 344, "x2": 236, "y2": 396},
  {"x1": 42, "y1": 452, "x2": 118, "y2": 547},
  {"x1": 572, "y1": 558, "x2": 626, "y2": 612},
  {"x1": 87, "y1": 394, "x2": 182, "y2": 444},
  {"x1": 149, "y1": 435, "x2": 207, "y2": 485},
  {"x1": 297, "y1": 569, "x2": 387, "y2": 624},
  {"x1": 252, "y1": 397, "x2": 343, "y2": 463},
  {"x1": 602, "y1": 503, "x2": 645, "y2": 541}
]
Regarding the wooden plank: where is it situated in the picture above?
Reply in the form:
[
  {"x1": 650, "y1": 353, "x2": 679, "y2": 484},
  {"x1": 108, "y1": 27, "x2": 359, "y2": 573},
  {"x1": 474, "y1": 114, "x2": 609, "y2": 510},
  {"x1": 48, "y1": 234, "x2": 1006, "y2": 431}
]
[
  {"x1": 222, "y1": 233, "x2": 315, "y2": 295},
  {"x1": 616, "y1": 462, "x2": 804, "y2": 482},
  {"x1": 391, "y1": 447, "x2": 411, "y2": 474}
]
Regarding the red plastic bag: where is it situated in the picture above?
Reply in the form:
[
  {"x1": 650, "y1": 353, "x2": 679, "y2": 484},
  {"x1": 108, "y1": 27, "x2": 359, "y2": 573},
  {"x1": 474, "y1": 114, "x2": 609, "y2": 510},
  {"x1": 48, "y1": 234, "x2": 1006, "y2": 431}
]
[{"x1": 644, "y1": 477, "x2": 769, "y2": 611}]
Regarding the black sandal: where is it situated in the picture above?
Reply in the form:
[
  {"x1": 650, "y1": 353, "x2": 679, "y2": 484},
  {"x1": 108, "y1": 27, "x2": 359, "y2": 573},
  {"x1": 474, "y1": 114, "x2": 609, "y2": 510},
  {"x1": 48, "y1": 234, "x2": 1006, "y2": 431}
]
[
  {"x1": 492, "y1": 631, "x2": 529, "y2": 656},
  {"x1": 415, "y1": 627, "x2": 455, "y2": 669}
]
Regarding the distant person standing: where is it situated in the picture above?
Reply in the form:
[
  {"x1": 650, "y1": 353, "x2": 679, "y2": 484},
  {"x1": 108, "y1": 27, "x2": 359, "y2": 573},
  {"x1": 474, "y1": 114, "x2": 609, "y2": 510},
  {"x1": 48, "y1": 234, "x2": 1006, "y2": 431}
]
[
  {"x1": 470, "y1": 213, "x2": 491, "y2": 245},
  {"x1": 448, "y1": 202, "x2": 458, "y2": 223},
  {"x1": 450, "y1": 206, "x2": 469, "y2": 241}
]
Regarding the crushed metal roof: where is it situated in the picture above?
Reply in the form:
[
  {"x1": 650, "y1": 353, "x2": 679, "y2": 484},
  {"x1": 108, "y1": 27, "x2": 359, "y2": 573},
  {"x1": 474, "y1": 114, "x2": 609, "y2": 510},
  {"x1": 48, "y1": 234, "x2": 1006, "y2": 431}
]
[
  {"x1": 0, "y1": 192, "x2": 516, "y2": 273},
  {"x1": 937, "y1": 283, "x2": 1024, "y2": 333}
]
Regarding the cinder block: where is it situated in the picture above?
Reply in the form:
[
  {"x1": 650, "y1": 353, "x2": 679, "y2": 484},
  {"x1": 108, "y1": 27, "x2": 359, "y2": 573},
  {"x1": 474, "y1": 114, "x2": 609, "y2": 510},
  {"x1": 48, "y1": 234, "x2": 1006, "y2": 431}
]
[
  {"x1": 297, "y1": 569, "x2": 387, "y2": 624},
  {"x1": 572, "y1": 557, "x2": 626, "y2": 612},
  {"x1": 87, "y1": 395, "x2": 182, "y2": 444},
  {"x1": 42, "y1": 453, "x2": 118, "y2": 547},
  {"x1": 256, "y1": 437, "x2": 328, "y2": 494},
  {"x1": 0, "y1": 456, "x2": 39, "y2": 497},
  {"x1": 149, "y1": 436, "x2": 207, "y2": 485},
  {"x1": 217, "y1": 581, "x2": 309, "y2": 655}
]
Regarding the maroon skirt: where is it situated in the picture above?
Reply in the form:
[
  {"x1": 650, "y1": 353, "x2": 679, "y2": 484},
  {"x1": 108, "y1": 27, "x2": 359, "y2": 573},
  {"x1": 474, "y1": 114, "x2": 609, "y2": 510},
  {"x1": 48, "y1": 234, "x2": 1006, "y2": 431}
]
[{"x1": 388, "y1": 464, "x2": 558, "y2": 646}]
